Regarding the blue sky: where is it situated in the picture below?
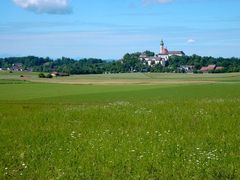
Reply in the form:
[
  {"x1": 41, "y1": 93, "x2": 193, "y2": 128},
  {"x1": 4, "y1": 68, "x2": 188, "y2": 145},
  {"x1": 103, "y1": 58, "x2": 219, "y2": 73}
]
[{"x1": 0, "y1": 0, "x2": 240, "y2": 59}]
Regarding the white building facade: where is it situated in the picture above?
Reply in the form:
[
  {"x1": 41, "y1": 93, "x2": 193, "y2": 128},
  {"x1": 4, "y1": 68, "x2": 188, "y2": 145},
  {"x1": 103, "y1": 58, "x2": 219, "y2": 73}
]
[{"x1": 139, "y1": 40, "x2": 185, "y2": 66}]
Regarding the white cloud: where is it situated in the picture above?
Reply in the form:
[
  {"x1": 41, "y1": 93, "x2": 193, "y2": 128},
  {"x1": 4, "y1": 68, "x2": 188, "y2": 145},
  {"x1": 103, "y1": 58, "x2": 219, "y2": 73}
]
[
  {"x1": 143, "y1": 0, "x2": 174, "y2": 5},
  {"x1": 13, "y1": 0, "x2": 72, "y2": 14},
  {"x1": 187, "y1": 39, "x2": 196, "y2": 43}
]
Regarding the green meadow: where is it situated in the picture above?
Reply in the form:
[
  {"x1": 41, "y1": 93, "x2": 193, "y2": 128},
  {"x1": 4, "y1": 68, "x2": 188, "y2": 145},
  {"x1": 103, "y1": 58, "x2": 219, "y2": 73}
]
[{"x1": 0, "y1": 72, "x2": 240, "y2": 179}]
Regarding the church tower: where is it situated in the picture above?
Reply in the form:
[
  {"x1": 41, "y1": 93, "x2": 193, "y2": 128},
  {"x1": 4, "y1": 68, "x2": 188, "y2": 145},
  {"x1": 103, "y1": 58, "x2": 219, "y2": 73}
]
[{"x1": 160, "y1": 40, "x2": 164, "y2": 54}]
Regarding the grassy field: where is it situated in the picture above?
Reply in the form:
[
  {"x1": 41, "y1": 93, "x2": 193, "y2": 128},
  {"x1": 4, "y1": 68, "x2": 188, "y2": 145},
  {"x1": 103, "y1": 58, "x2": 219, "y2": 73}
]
[
  {"x1": 0, "y1": 72, "x2": 240, "y2": 179},
  {"x1": 1, "y1": 71, "x2": 240, "y2": 84}
]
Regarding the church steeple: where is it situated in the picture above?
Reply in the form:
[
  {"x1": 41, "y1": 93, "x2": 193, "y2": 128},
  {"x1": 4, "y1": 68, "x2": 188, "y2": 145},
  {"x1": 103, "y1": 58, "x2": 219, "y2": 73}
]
[
  {"x1": 160, "y1": 39, "x2": 164, "y2": 54},
  {"x1": 160, "y1": 39, "x2": 164, "y2": 47}
]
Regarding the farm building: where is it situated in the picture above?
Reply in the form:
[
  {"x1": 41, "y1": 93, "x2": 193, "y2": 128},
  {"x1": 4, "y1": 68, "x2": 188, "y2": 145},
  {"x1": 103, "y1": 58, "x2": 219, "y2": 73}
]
[
  {"x1": 200, "y1": 65, "x2": 224, "y2": 73},
  {"x1": 51, "y1": 72, "x2": 70, "y2": 77},
  {"x1": 178, "y1": 65, "x2": 194, "y2": 73},
  {"x1": 11, "y1": 63, "x2": 23, "y2": 71}
]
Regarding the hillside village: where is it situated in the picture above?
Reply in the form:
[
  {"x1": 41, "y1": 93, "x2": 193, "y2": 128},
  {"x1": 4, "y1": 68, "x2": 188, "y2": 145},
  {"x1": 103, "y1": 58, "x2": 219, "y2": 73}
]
[
  {"x1": 139, "y1": 40, "x2": 185, "y2": 66},
  {"x1": 139, "y1": 40, "x2": 224, "y2": 73}
]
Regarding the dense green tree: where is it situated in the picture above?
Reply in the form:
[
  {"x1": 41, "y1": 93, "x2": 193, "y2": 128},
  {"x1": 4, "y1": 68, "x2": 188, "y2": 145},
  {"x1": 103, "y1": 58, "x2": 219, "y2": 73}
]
[{"x1": 144, "y1": 50, "x2": 155, "y2": 57}]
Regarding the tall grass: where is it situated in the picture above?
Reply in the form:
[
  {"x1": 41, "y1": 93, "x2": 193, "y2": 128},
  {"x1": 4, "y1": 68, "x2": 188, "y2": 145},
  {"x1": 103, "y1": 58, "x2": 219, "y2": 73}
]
[{"x1": 0, "y1": 81, "x2": 240, "y2": 179}]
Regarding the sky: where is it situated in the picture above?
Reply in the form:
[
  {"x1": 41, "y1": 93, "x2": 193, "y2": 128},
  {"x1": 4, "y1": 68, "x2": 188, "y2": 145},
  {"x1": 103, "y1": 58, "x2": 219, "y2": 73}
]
[{"x1": 0, "y1": 0, "x2": 240, "y2": 59}]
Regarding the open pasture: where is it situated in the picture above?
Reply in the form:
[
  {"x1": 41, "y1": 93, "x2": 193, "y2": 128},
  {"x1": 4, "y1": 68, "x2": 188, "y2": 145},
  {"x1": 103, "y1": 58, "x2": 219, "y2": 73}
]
[
  {"x1": 0, "y1": 72, "x2": 240, "y2": 179},
  {"x1": 1, "y1": 71, "x2": 240, "y2": 85}
]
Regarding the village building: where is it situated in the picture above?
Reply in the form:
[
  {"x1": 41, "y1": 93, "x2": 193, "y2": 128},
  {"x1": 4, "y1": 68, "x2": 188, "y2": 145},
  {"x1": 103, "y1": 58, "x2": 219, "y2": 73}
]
[
  {"x1": 178, "y1": 65, "x2": 194, "y2": 73},
  {"x1": 11, "y1": 63, "x2": 23, "y2": 71},
  {"x1": 139, "y1": 40, "x2": 185, "y2": 66},
  {"x1": 51, "y1": 71, "x2": 69, "y2": 77},
  {"x1": 200, "y1": 65, "x2": 224, "y2": 73}
]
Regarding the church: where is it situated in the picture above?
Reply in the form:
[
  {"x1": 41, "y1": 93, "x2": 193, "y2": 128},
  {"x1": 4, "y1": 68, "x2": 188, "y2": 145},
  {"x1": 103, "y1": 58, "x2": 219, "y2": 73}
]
[{"x1": 139, "y1": 40, "x2": 185, "y2": 66}]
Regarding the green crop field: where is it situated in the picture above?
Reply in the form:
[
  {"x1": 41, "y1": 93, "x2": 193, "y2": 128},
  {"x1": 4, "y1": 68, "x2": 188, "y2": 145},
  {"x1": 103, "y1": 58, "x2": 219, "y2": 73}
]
[{"x1": 0, "y1": 72, "x2": 240, "y2": 179}]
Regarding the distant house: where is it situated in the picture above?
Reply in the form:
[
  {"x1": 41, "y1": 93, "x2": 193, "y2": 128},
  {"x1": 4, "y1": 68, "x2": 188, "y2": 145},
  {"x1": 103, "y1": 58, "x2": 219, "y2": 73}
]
[
  {"x1": 200, "y1": 67, "x2": 208, "y2": 72},
  {"x1": 207, "y1": 65, "x2": 217, "y2": 71},
  {"x1": 200, "y1": 65, "x2": 224, "y2": 73},
  {"x1": 51, "y1": 72, "x2": 69, "y2": 77},
  {"x1": 140, "y1": 56, "x2": 165, "y2": 66},
  {"x1": 51, "y1": 72, "x2": 58, "y2": 77},
  {"x1": 179, "y1": 65, "x2": 194, "y2": 73},
  {"x1": 12, "y1": 63, "x2": 23, "y2": 71}
]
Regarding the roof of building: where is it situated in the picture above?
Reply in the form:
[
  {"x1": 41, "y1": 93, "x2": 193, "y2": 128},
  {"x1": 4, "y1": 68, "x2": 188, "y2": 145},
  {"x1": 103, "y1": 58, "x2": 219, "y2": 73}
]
[
  {"x1": 144, "y1": 57, "x2": 162, "y2": 61},
  {"x1": 200, "y1": 64, "x2": 219, "y2": 71},
  {"x1": 207, "y1": 65, "x2": 217, "y2": 70},
  {"x1": 168, "y1": 51, "x2": 185, "y2": 55},
  {"x1": 162, "y1": 48, "x2": 169, "y2": 55},
  {"x1": 200, "y1": 67, "x2": 209, "y2": 71}
]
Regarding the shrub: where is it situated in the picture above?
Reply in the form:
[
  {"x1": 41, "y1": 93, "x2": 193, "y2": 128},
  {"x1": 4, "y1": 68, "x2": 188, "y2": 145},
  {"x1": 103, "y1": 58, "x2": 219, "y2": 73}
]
[
  {"x1": 46, "y1": 74, "x2": 53, "y2": 78},
  {"x1": 38, "y1": 73, "x2": 45, "y2": 78}
]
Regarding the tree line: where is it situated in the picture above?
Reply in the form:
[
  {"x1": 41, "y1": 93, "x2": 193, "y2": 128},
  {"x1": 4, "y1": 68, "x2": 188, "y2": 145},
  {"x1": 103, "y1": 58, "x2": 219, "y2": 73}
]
[
  {"x1": 168, "y1": 55, "x2": 240, "y2": 73},
  {"x1": 0, "y1": 52, "x2": 240, "y2": 74}
]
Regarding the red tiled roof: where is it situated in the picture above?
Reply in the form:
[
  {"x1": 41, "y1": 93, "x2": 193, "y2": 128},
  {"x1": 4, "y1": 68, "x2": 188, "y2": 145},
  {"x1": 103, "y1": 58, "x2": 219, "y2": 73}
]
[
  {"x1": 207, "y1": 65, "x2": 216, "y2": 70},
  {"x1": 168, "y1": 51, "x2": 185, "y2": 55},
  {"x1": 200, "y1": 67, "x2": 209, "y2": 71},
  {"x1": 200, "y1": 65, "x2": 223, "y2": 72},
  {"x1": 162, "y1": 48, "x2": 169, "y2": 55}
]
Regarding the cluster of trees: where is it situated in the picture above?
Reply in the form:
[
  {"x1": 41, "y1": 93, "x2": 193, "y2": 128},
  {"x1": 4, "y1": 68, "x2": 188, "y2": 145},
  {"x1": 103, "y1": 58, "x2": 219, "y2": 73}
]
[
  {"x1": 1, "y1": 52, "x2": 240, "y2": 74},
  {"x1": 38, "y1": 73, "x2": 53, "y2": 79},
  {"x1": 34, "y1": 58, "x2": 107, "y2": 74},
  {"x1": 0, "y1": 56, "x2": 50, "y2": 69},
  {"x1": 168, "y1": 55, "x2": 240, "y2": 73}
]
